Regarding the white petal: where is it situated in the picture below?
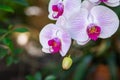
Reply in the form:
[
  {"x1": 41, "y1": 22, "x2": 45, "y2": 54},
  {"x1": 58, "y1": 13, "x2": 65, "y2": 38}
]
[
  {"x1": 67, "y1": 8, "x2": 89, "y2": 43},
  {"x1": 56, "y1": 27, "x2": 71, "y2": 56},
  {"x1": 81, "y1": 0, "x2": 97, "y2": 11},
  {"x1": 107, "y1": 0, "x2": 120, "y2": 3},
  {"x1": 91, "y1": 6, "x2": 119, "y2": 38},
  {"x1": 105, "y1": 2, "x2": 120, "y2": 7},
  {"x1": 89, "y1": 0, "x2": 100, "y2": 3},
  {"x1": 56, "y1": 16, "x2": 67, "y2": 27},
  {"x1": 39, "y1": 24, "x2": 58, "y2": 49},
  {"x1": 48, "y1": 13, "x2": 57, "y2": 20},
  {"x1": 63, "y1": 0, "x2": 81, "y2": 17},
  {"x1": 40, "y1": 23, "x2": 71, "y2": 56},
  {"x1": 77, "y1": 38, "x2": 90, "y2": 45}
]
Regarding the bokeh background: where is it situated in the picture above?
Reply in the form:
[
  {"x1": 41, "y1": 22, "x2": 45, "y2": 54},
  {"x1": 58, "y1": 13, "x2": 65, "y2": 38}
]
[{"x1": 0, "y1": 0, "x2": 120, "y2": 80}]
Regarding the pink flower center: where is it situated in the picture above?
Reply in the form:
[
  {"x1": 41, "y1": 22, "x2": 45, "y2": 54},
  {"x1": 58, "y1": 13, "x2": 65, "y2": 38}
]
[
  {"x1": 48, "y1": 38, "x2": 61, "y2": 54},
  {"x1": 52, "y1": 3, "x2": 64, "y2": 19},
  {"x1": 100, "y1": 0, "x2": 108, "y2": 2},
  {"x1": 87, "y1": 24, "x2": 101, "y2": 41}
]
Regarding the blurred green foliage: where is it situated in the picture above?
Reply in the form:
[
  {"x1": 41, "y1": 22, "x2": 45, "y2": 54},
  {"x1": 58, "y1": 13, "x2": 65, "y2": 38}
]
[
  {"x1": 0, "y1": 0, "x2": 120, "y2": 80},
  {"x1": 0, "y1": 0, "x2": 29, "y2": 67}
]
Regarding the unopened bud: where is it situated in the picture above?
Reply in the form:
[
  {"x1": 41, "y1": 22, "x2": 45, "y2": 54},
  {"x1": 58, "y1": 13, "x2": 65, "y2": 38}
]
[{"x1": 62, "y1": 55, "x2": 72, "y2": 70}]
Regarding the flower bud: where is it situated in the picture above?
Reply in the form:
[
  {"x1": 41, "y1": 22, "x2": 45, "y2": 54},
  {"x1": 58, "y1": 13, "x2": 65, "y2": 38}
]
[{"x1": 62, "y1": 55, "x2": 72, "y2": 70}]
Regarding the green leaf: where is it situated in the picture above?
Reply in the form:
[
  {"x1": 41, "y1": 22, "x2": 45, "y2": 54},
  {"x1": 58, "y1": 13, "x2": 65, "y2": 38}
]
[
  {"x1": 13, "y1": 57, "x2": 19, "y2": 64},
  {"x1": 34, "y1": 72, "x2": 42, "y2": 80},
  {"x1": 73, "y1": 55, "x2": 92, "y2": 80},
  {"x1": 3, "y1": 38, "x2": 14, "y2": 52},
  {"x1": 26, "y1": 75, "x2": 35, "y2": 80},
  {"x1": 8, "y1": 25, "x2": 13, "y2": 30},
  {"x1": 0, "y1": 29, "x2": 8, "y2": 34},
  {"x1": 13, "y1": 27, "x2": 29, "y2": 32},
  {"x1": 13, "y1": 48, "x2": 23, "y2": 55},
  {"x1": 0, "y1": 47, "x2": 8, "y2": 59},
  {"x1": 6, "y1": 56, "x2": 13, "y2": 66},
  {"x1": 45, "y1": 75, "x2": 56, "y2": 80},
  {"x1": 107, "y1": 53, "x2": 118, "y2": 80},
  {"x1": 0, "y1": 5, "x2": 14, "y2": 13},
  {"x1": 13, "y1": 0, "x2": 29, "y2": 6}
]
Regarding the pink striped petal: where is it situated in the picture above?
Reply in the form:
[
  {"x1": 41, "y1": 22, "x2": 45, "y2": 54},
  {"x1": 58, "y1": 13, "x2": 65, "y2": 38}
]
[
  {"x1": 107, "y1": 0, "x2": 119, "y2": 3},
  {"x1": 77, "y1": 39, "x2": 90, "y2": 45},
  {"x1": 81, "y1": 0, "x2": 97, "y2": 11},
  {"x1": 58, "y1": 30, "x2": 71, "y2": 56},
  {"x1": 67, "y1": 8, "x2": 89, "y2": 44},
  {"x1": 39, "y1": 23, "x2": 71, "y2": 56},
  {"x1": 91, "y1": 6, "x2": 119, "y2": 38},
  {"x1": 89, "y1": 0, "x2": 100, "y2": 3},
  {"x1": 39, "y1": 24, "x2": 57, "y2": 50},
  {"x1": 105, "y1": 1, "x2": 120, "y2": 7},
  {"x1": 63, "y1": 0, "x2": 81, "y2": 17}
]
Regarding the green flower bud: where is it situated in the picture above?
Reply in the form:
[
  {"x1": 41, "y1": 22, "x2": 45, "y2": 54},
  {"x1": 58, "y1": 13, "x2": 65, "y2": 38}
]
[{"x1": 62, "y1": 55, "x2": 72, "y2": 70}]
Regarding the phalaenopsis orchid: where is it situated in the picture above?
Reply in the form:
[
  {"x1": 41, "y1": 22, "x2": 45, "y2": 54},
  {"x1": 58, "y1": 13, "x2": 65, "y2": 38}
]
[{"x1": 39, "y1": 0, "x2": 120, "y2": 70}]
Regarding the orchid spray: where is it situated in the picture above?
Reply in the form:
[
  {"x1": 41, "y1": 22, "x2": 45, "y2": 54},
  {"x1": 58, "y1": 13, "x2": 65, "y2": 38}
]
[{"x1": 39, "y1": 0, "x2": 119, "y2": 70}]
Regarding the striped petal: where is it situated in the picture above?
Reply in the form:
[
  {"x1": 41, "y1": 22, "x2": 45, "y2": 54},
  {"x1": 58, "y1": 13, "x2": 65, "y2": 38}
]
[
  {"x1": 67, "y1": 8, "x2": 90, "y2": 45},
  {"x1": 63, "y1": 0, "x2": 81, "y2": 18},
  {"x1": 91, "y1": 6, "x2": 119, "y2": 38}
]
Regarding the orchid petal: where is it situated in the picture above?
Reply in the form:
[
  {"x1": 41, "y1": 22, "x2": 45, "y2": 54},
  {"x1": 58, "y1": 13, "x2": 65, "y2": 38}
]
[
  {"x1": 63, "y1": 0, "x2": 81, "y2": 17},
  {"x1": 89, "y1": 0, "x2": 100, "y2": 3},
  {"x1": 56, "y1": 23, "x2": 71, "y2": 56},
  {"x1": 91, "y1": 6, "x2": 119, "y2": 38},
  {"x1": 55, "y1": 17, "x2": 71, "y2": 56},
  {"x1": 67, "y1": 8, "x2": 89, "y2": 44},
  {"x1": 48, "y1": 13, "x2": 57, "y2": 20},
  {"x1": 39, "y1": 23, "x2": 71, "y2": 56},
  {"x1": 105, "y1": 2, "x2": 120, "y2": 7},
  {"x1": 56, "y1": 16, "x2": 67, "y2": 27},
  {"x1": 82, "y1": 0, "x2": 97, "y2": 11},
  {"x1": 77, "y1": 39, "x2": 90, "y2": 45},
  {"x1": 39, "y1": 24, "x2": 59, "y2": 52},
  {"x1": 55, "y1": 26, "x2": 71, "y2": 56},
  {"x1": 107, "y1": 0, "x2": 119, "y2": 3}
]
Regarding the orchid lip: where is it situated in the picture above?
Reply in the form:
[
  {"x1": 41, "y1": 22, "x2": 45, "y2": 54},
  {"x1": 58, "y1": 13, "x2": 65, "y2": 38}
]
[
  {"x1": 48, "y1": 37, "x2": 61, "y2": 54},
  {"x1": 87, "y1": 24, "x2": 101, "y2": 41},
  {"x1": 52, "y1": 3, "x2": 64, "y2": 19},
  {"x1": 100, "y1": 0, "x2": 108, "y2": 2}
]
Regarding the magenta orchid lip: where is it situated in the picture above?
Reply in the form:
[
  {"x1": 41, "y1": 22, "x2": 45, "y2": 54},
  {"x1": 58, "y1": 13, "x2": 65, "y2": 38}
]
[
  {"x1": 52, "y1": 3, "x2": 64, "y2": 19},
  {"x1": 100, "y1": 0, "x2": 108, "y2": 2},
  {"x1": 87, "y1": 25, "x2": 101, "y2": 41},
  {"x1": 48, "y1": 38, "x2": 61, "y2": 53}
]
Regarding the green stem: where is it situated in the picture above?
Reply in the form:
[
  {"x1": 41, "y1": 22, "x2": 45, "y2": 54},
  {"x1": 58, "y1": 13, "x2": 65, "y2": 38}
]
[{"x1": 0, "y1": 30, "x2": 12, "y2": 41}]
